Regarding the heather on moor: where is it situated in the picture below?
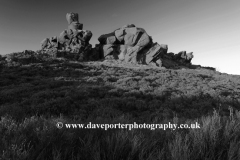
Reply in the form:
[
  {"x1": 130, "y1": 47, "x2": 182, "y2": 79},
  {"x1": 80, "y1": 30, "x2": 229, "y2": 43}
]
[{"x1": 0, "y1": 57, "x2": 240, "y2": 159}]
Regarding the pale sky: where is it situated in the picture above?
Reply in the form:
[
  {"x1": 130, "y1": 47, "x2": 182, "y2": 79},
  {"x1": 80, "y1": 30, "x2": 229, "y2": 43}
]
[{"x1": 0, "y1": 0, "x2": 239, "y2": 75}]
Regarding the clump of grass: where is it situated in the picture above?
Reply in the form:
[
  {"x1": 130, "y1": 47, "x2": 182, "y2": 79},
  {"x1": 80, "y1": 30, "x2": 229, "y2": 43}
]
[{"x1": 168, "y1": 107, "x2": 240, "y2": 160}]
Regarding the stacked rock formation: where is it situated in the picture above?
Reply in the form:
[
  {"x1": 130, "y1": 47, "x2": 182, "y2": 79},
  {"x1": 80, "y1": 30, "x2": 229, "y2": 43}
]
[
  {"x1": 94, "y1": 24, "x2": 194, "y2": 68},
  {"x1": 40, "y1": 13, "x2": 93, "y2": 61},
  {"x1": 95, "y1": 24, "x2": 164, "y2": 66},
  {"x1": 38, "y1": 13, "x2": 194, "y2": 68}
]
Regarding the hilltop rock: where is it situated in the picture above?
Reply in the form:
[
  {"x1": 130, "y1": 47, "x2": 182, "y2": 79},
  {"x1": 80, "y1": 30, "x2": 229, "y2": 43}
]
[
  {"x1": 95, "y1": 24, "x2": 196, "y2": 68},
  {"x1": 93, "y1": 24, "x2": 198, "y2": 69},
  {"x1": 38, "y1": 13, "x2": 196, "y2": 69},
  {"x1": 9, "y1": 13, "x2": 209, "y2": 70},
  {"x1": 95, "y1": 24, "x2": 173, "y2": 66},
  {"x1": 40, "y1": 12, "x2": 96, "y2": 61}
]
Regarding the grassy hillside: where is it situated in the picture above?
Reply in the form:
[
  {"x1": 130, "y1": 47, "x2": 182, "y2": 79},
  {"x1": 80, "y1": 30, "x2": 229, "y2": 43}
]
[{"x1": 0, "y1": 59, "x2": 240, "y2": 159}]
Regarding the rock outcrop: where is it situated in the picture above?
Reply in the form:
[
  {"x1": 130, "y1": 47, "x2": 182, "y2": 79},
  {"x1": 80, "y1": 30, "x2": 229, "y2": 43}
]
[
  {"x1": 40, "y1": 12, "x2": 95, "y2": 61},
  {"x1": 96, "y1": 24, "x2": 155, "y2": 63},
  {"x1": 94, "y1": 24, "x2": 194, "y2": 68},
  {"x1": 159, "y1": 51, "x2": 195, "y2": 69},
  {"x1": 38, "y1": 15, "x2": 196, "y2": 69}
]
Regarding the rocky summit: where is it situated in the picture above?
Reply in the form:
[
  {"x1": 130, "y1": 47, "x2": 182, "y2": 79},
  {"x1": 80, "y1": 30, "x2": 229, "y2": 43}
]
[
  {"x1": 0, "y1": 12, "x2": 214, "y2": 71},
  {"x1": 33, "y1": 12, "x2": 198, "y2": 69}
]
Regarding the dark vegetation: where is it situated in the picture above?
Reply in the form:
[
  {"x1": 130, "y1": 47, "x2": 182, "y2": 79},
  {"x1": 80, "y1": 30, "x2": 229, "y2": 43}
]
[{"x1": 0, "y1": 58, "x2": 240, "y2": 159}]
